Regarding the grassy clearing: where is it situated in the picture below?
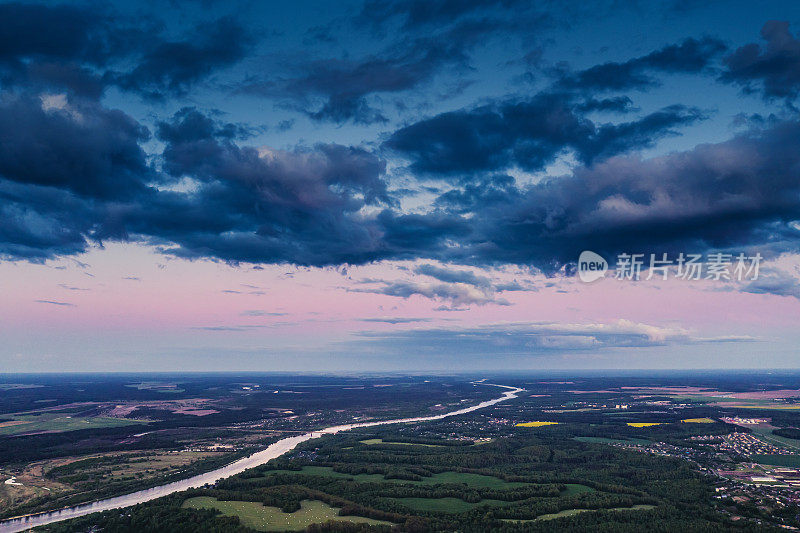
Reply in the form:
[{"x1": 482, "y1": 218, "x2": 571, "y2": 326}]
[
  {"x1": 183, "y1": 497, "x2": 392, "y2": 531},
  {"x1": 501, "y1": 504, "x2": 655, "y2": 522},
  {"x1": 0, "y1": 415, "x2": 141, "y2": 436},
  {"x1": 359, "y1": 438, "x2": 444, "y2": 447},
  {"x1": 562, "y1": 483, "x2": 596, "y2": 496}
]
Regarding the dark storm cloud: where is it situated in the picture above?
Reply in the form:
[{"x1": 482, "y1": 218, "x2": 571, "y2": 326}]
[
  {"x1": 557, "y1": 37, "x2": 726, "y2": 92},
  {"x1": 0, "y1": 3, "x2": 253, "y2": 100},
  {"x1": 0, "y1": 3, "x2": 136, "y2": 98},
  {"x1": 124, "y1": 108, "x2": 395, "y2": 265},
  {"x1": 375, "y1": 210, "x2": 469, "y2": 259},
  {"x1": 0, "y1": 180, "x2": 96, "y2": 260},
  {"x1": 384, "y1": 93, "x2": 705, "y2": 176},
  {"x1": 115, "y1": 17, "x2": 254, "y2": 100},
  {"x1": 156, "y1": 106, "x2": 256, "y2": 161},
  {"x1": 1, "y1": 6, "x2": 800, "y2": 277},
  {"x1": 0, "y1": 96, "x2": 151, "y2": 199},
  {"x1": 0, "y1": 104, "x2": 395, "y2": 265},
  {"x1": 0, "y1": 3, "x2": 107, "y2": 64},
  {"x1": 156, "y1": 108, "x2": 389, "y2": 200},
  {"x1": 3, "y1": 102, "x2": 800, "y2": 273},
  {"x1": 722, "y1": 21, "x2": 800, "y2": 102},
  {"x1": 0, "y1": 95, "x2": 154, "y2": 261},
  {"x1": 19, "y1": 63, "x2": 107, "y2": 100},
  {"x1": 428, "y1": 120, "x2": 800, "y2": 269},
  {"x1": 433, "y1": 174, "x2": 518, "y2": 214}
]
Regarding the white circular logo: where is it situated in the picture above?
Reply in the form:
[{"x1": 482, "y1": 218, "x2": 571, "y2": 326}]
[{"x1": 578, "y1": 250, "x2": 607, "y2": 282}]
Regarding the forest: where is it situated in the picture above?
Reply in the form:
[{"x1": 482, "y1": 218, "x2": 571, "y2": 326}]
[{"x1": 38, "y1": 420, "x2": 786, "y2": 532}]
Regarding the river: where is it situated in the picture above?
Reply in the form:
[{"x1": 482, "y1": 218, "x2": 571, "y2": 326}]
[{"x1": 0, "y1": 383, "x2": 522, "y2": 532}]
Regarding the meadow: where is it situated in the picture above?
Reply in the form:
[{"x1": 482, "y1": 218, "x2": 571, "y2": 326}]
[
  {"x1": 183, "y1": 497, "x2": 392, "y2": 531},
  {"x1": 0, "y1": 414, "x2": 141, "y2": 436}
]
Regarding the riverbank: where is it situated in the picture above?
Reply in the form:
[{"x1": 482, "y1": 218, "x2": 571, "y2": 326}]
[{"x1": 0, "y1": 383, "x2": 522, "y2": 533}]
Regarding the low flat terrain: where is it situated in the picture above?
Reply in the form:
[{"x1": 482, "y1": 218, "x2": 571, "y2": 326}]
[
  {"x1": 502, "y1": 504, "x2": 656, "y2": 523},
  {"x1": 0, "y1": 415, "x2": 140, "y2": 436},
  {"x1": 182, "y1": 497, "x2": 392, "y2": 531}
]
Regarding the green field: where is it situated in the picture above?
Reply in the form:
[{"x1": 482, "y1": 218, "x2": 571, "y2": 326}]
[
  {"x1": 750, "y1": 455, "x2": 800, "y2": 467},
  {"x1": 392, "y1": 496, "x2": 515, "y2": 513},
  {"x1": 0, "y1": 415, "x2": 141, "y2": 436},
  {"x1": 359, "y1": 438, "x2": 445, "y2": 447},
  {"x1": 182, "y1": 497, "x2": 392, "y2": 531},
  {"x1": 562, "y1": 483, "x2": 596, "y2": 496},
  {"x1": 501, "y1": 504, "x2": 656, "y2": 523},
  {"x1": 264, "y1": 466, "x2": 532, "y2": 488}
]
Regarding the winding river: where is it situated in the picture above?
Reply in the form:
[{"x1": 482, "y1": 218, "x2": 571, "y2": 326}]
[{"x1": 0, "y1": 383, "x2": 522, "y2": 533}]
